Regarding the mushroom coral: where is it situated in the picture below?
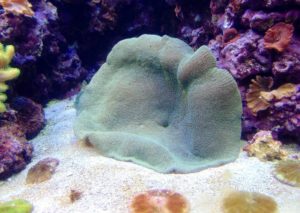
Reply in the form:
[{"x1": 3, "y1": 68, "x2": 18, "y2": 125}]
[
  {"x1": 0, "y1": 43, "x2": 21, "y2": 113},
  {"x1": 246, "y1": 76, "x2": 273, "y2": 116},
  {"x1": 130, "y1": 189, "x2": 189, "y2": 213},
  {"x1": 246, "y1": 76, "x2": 297, "y2": 115},
  {"x1": 222, "y1": 190, "x2": 278, "y2": 213},
  {"x1": 264, "y1": 22, "x2": 294, "y2": 52},
  {"x1": 0, "y1": 0, "x2": 34, "y2": 17},
  {"x1": 74, "y1": 34, "x2": 242, "y2": 173},
  {"x1": 274, "y1": 160, "x2": 300, "y2": 187},
  {"x1": 26, "y1": 157, "x2": 59, "y2": 184}
]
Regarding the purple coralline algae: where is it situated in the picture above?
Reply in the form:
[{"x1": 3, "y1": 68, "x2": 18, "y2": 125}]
[
  {"x1": 0, "y1": 124, "x2": 33, "y2": 179},
  {"x1": 0, "y1": 0, "x2": 87, "y2": 103},
  {"x1": 210, "y1": 30, "x2": 272, "y2": 80},
  {"x1": 209, "y1": 0, "x2": 300, "y2": 143},
  {"x1": 0, "y1": 97, "x2": 44, "y2": 179},
  {"x1": 243, "y1": 83, "x2": 300, "y2": 142},
  {"x1": 272, "y1": 38, "x2": 300, "y2": 83},
  {"x1": 9, "y1": 97, "x2": 45, "y2": 139},
  {"x1": 241, "y1": 9, "x2": 300, "y2": 32}
]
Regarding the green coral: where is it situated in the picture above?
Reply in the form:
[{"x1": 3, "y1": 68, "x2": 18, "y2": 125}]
[
  {"x1": 0, "y1": 199, "x2": 33, "y2": 213},
  {"x1": 0, "y1": 43, "x2": 20, "y2": 113},
  {"x1": 74, "y1": 35, "x2": 242, "y2": 173}
]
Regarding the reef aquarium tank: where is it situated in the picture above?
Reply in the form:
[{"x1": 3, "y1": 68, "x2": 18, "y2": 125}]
[{"x1": 0, "y1": 0, "x2": 300, "y2": 212}]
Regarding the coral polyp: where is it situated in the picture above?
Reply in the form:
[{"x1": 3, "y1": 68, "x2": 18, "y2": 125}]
[
  {"x1": 222, "y1": 190, "x2": 278, "y2": 213},
  {"x1": 274, "y1": 160, "x2": 300, "y2": 187},
  {"x1": 130, "y1": 189, "x2": 189, "y2": 213}
]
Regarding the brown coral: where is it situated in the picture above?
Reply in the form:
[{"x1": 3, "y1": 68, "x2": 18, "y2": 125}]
[
  {"x1": 0, "y1": 0, "x2": 34, "y2": 17},
  {"x1": 274, "y1": 160, "x2": 300, "y2": 187},
  {"x1": 130, "y1": 189, "x2": 189, "y2": 213},
  {"x1": 26, "y1": 157, "x2": 59, "y2": 184},
  {"x1": 246, "y1": 76, "x2": 273, "y2": 115},
  {"x1": 246, "y1": 76, "x2": 297, "y2": 115},
  {"x1": 222, "y1": 190, "x2": 278, "y2": 213},
  {"x1": 270, "y1": 83, "x2": 297, "y2": 99},
  {"x1": 243, "y1": 131, "x2": 287, "y2": 161},
  {"x1": 264, "y1": 22, "x2": 294, "y2": 52}
]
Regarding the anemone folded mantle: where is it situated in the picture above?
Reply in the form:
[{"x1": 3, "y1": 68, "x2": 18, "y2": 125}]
[{"x1": 74, "y1": 34, "x2": 242, "y2": 173}]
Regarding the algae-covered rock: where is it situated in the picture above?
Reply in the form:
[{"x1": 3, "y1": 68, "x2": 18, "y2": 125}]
[
  {"x1": 0, "y1": 199, "x2": 33, "y2": 213},
  {"x1": 74, "y1": 34, "x2": 242, "y2": 173}
]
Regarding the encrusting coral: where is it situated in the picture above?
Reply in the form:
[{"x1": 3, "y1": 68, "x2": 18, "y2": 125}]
[
  {"x1": 209, "y1": 0, "x2": 300, "y2": 142},
  {"x1": 274, "y1": 160, "x2": 300, "y2": 187},
  {"x1": 0, "y1": 0, "x2": 34, "y2": 17},
  {"x1": 264, "y1": 22, "x2": 294, "y2": 53},
  {"x1": 74, "y1": 34, "x2": 242, "y2": 173},
  {"x1": 130, "y1": 189, "x2": 189, "y2": 213},
  {"x1": 0, "y1": 43, "x2": 20, "y2": 113},
  {"x1": 243, "y1": 131, "x2": 287, "y2": 161},
  {"x1": 222, "y1": 190, "x2": 278, "y2": 213}
]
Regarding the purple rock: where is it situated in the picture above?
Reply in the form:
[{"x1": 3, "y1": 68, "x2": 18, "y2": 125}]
[
  {"x1": 209, "y1": 30, "x2": 272, "y2": 80},
  {"x1": 0, "y1": 125, "x2": 33, "y2": 180},
  {"x1": 0, "y1": 0, "x2": 87, "y2": 103},
  {"x1": 241, "y1": 9, "x2": 300, "y2": 32},
  {"x1": 272, "y1": 37, "x2": 300, "y2": 83}
]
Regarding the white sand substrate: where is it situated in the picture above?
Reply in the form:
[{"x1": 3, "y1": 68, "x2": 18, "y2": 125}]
[{"x1": 0, "y1": 97, "x2": 299, "y2": 213}]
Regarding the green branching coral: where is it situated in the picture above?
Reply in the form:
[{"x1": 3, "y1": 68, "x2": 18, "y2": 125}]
[{"x1": 0, "y1": 43, "x2": 20, "y2": 113}]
